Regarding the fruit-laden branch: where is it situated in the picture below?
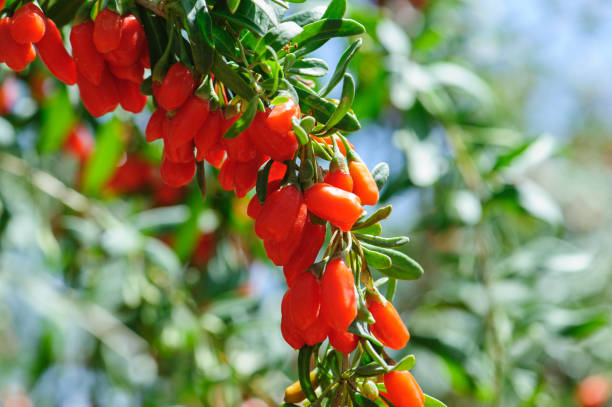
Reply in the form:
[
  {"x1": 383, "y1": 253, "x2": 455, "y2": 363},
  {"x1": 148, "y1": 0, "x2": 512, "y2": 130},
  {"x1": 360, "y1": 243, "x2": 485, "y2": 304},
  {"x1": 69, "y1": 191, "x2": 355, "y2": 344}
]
[{"x1": 135, "y1": 0, "x2": 166, "y2": 17}]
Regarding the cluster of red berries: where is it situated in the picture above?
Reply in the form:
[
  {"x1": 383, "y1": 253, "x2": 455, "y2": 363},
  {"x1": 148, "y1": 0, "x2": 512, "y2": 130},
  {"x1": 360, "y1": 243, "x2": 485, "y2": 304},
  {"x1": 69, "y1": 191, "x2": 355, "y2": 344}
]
[{"x1": 0, "y1": 4, "x2": 148, "y2": 117}]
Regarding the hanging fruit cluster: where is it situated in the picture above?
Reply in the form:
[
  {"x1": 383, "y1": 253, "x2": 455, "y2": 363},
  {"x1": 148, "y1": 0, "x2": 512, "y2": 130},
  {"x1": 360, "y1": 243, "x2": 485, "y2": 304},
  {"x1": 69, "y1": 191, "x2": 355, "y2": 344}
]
[{"x1": 0, "y1": 0, "x2": 447, "y2": 405}]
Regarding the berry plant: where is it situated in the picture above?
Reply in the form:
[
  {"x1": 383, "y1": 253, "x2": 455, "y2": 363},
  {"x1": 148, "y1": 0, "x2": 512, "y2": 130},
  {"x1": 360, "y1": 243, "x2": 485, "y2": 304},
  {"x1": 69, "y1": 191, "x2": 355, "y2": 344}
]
[{"x1": 0, "y1": 0, "x2": 445, "y2": 405}]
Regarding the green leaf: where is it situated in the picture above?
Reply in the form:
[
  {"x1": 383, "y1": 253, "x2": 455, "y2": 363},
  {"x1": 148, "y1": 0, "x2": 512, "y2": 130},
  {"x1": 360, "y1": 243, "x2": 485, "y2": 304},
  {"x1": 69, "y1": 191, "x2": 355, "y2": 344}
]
[
  {"x1": 283, "y1": 6, "x2": 325, "y2": 26},
  {"x1": 293, "y1": 82, "x2": 360, "y2": 132},
  {"x1": 256, "y1": 160, "x2": 273, "y2": 204},
  {"x1": 353, "y1": 205, "x2": 392, "y2": 230},
  {"x1": 38, "y1": 87, "x2": 75, "y2": 154},
  {"x1": 212, "y1": 25, "x2": 237, "y2": 58},
  {"x1": 353, "y1": 223, "x2": 382, "y2": 236},
  {"x1": 323, "y1": 73, "x2": 355, "y2": 130},
  {"x1": 424, "y1": 395, "x2": 447, "y2": 407},
  {"x1": 559, "y1": 313, "x2": 608, "y2": 338},
  {"x1": 211, "y1": 53, "x2": 256, "y2": 99},
  {"x1": 227, "y1": 0, "x2": 240, "y2": 13},
  {"x1": 350, "y1": 392, "x2": 379, "y2": 407},
  {"x1": 256, "y1": 21, "x2": 303, "y2": 54},
  {"x1": 251, "y1": 0, "x2": 279, "y2": 27},
  {"x1": 292, "y1": 117, "x2": 309, "y2": 145},
  {"x1": 288, "y1": 58, "x2": 329, "y2": 77},
  {"x1": 372, "y1": 162, "x2": 389, "y2": 191},
  {"x1": 362, "y1": 246, "x2": 392, "y2": 269},
  {"x1": 356, "y1": 234, "x2": 409, "y2": 248},
  {"x1": 81, "y1": 119, "x2": 124, "y2": 195},
  {"x1": 136, "y1": 8, "x2": 167, "y2": 69},
  {"x1": 353, "y1": 362, "x2": 386, "y2": 377},
  {"x1": 45, "y1": 0, "x2": 85, "y2": 27},
  {"x1": 223, "y1": 96, "x2": 259, "y2": 139},
  {"x1": 212, "y1": 0, "x2": 273, "y2": 36},
  {"x1": 360, "y1": 243, "x2": 424, "y2": 280},
  {"x1": 319, "y1": 38, "x2": 362, "y2": 96},
  {"x1": 298, "y1": 346, "x2": 318, "y2": 402},
  {"x1": 392, "y1": 354, "x2": 416, "y2": 371},
  {"x1": 292, "y1": 18, "x2": 365, "y2": 47},
  {"x1": 322, "y1": 0, "x2": 346, "y2": 18},
  {"x1": 181, "y1": 0, "x2": 215, "y2": 74}
]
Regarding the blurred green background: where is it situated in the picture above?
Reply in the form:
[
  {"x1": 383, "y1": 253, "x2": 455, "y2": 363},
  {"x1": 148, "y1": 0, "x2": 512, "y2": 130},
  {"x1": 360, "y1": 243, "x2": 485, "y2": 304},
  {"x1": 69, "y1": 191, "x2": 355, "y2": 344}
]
[{"x1": 1, "y1": 0, "x2": 611, "y2": 406}]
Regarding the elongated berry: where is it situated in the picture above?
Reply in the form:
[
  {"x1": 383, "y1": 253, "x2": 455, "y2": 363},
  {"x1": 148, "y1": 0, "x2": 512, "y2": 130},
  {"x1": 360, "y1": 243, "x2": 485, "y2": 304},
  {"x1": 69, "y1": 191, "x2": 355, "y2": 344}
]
[
  {"x1": 0, "y1": 18, "x2": 36, "y2": 72},
  {"x1": 36, "y1": 18, "x2": 77, "y2": 85},
  {"x1": 289, "y1": 272, "x2": 321, "y2": 328},
  {"x1": 263, "y1": 202, "x2": 307, "y2": 266},
  {"x1": 320, "y1": 258, "x2": 357, "y2": 331},
  {"x1": 283, "y1": 219, "x2": 326, "y2": 287},
  {"x1": 328, "y1": 329, "x2": 359, "y2": 354},
  {"x1": 247, "y1": 180, "x2": 282, "y2": 220},
  {"x1": 248, "y1": 110, "x2": 298, "y2": 161},
  {"x1": 160, "y1": 156, "x2": 195, "y2": 187},
  {"x1": 76, "y1": 68, "x2": 119, "y2": 117},
  {"x1": 153, "y1": 63, "x2": 195, "y2": 111},
  {"x1": 168, "y1": 95, "x2": 210, "y2": 145},
  {"x1": 305, "y1": 183, "x2": 363, "y2": 232},
  {"x1": 218, "y1": 159, "x2": 235, "y2": 191},
  {"x1": 349, "y1": 159, "x2": 379, "y2": 205},
  {"x1": 109, "y1": 62, "x2": 144, "y2": 84},
  {"x1": 70, "y1": 21, "x2": 105, "y2": 85},
  {"x1": 233, "y1": 154, "x2": 267, "y2": 198},
  {"x1": 383, "y1": 371, "x2": 424, "y2": 407},
  {"x1": 281, "y1": 290, "x2": 304, "y2": 350},
  {"x1": 195, "y1": 110, "x2": 223, "y2": 161},
  {"x1": 117, "y1": 79, "x2": 147, "y2": 113},
  {"x1": 164, "y1": 138, "x2": 194, "y2": 163},
  {"x1": 104, "y1": 15, "x2": 145, "y2": 67},
  {"x1": 10, "y1": 2, "x2": 45, "y2": 44},
  {"x1": 93, "y1": 9, "x2": 122, "y2": 53},
  {"x1": 367, "y1": 298, "x2": 410, "y2": 350},
  {"x1": 302, "y1": 313, "x2": 329, "y2": 346},
  {"x1": 146, "y1": 109, "x2": 166, "y2": 142},
  {"x1": 255, "y1": 184, "x2": 305, "y2": 241}
]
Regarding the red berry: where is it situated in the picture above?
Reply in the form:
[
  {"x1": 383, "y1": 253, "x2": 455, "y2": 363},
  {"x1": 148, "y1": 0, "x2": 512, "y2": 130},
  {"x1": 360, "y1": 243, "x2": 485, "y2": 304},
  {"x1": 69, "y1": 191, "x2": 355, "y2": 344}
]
[
  {"x1": 255, "y1": 184, "x2": 305, "y2": 241},
  {"x1": 10, "y1": 2, "x2": 45, "y2": 44},
  {"x1": 70, "y1": 21, "x2": 105, "y2": 85},
  {"x1": 383, "y1": 371, "x2": 424, "y2": 407},
  {"x1": 117, "y1": 79, "x2": 147, "y2": 113},
  {"x1": 93, "y1": 9, "x2": 122, "y2": 53},
  {"x1": 289, "y1": 272, "x2": 321, "y2": 328},
  {"x1": 367, "y1": 298, "x2": 410, "y2": 350},
  {"x1": 283, "y1": 219, "x2": 326, "y2": 287},
  {"x1": 320, "y1": 258, "x2": 357, "y2": 331},
  {"x1": 153, "y1": 63, "x2": 195, "y2": 111},
  {"x1": 329, "y1": 329, "x2": 358, "y2": 354},
  {"x1": 36, "y1": 18, "x2": 77, "y2": 85},
  {"x1": 160, "y1": 156, "x2": 195, "y2": 187},
  {"x1": 104, "y1": 15, "x2": 145, "y2": 67}
]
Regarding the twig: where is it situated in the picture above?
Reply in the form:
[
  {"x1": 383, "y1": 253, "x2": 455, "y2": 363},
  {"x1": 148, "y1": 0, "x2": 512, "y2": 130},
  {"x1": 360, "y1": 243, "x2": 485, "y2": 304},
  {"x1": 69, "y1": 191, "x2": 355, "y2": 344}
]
[{"x1": 135, "y1": 0, "x2": 167, "y2": 17}]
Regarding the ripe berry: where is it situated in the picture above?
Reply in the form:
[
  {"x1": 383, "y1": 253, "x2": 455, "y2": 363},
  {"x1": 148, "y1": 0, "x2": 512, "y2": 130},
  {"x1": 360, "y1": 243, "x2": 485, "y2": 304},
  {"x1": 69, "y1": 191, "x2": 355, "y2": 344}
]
[
  {"x1": 93, "y1": 8, "x2": 122, "y2": 53},
  {"x1": 0, "y1": 17, "x2": 36, "y2": 72},
  {"x1": 70, "y1": 21, "x2": 105, "y2": 85},
  {"x1": 104, "y1": 15, "x2": 145, "y2": 67},
  {"x1": 36, "y1": 18, "x2": 77, "y2": 85},
  {"x1": 10, "y1": 2, "x2": 46, "y2": 44},
  {"x1": 117, "y1": 79, "x2": 147, "y2": 113},
  {"x1": 289, "y1": 272, "x2": 321, "y2": 328},
  {"x1": 160, "y1": 156, "x2": 195, "y2": 187},
  {"x1": 169, "y1": 95, "x2": 210, "y2": 145},
  {"x1": 383, "y1": 371, "x2": 424, "y2": 407},
  {"x1": 76, "y1": 68, "x2": 119, "y2": 117},
  {"x1": 195, "y1": 110, "x2": 223, "y2": 161},
  {"x1": 320, "y1": 258, "x2": 357, "y2": 331},
  {"x1": 281, "y1": 290, "x2": 304, "y2": 350},
  {"x1": 153, "y1": 62, "x2": 195, "y2": 111},
  {"x1": 305, "y1": 183, "x2": 363, "y2": 232},
  {"x1": 146, "y1": 109, "x2": 166, "y2": 142},
  {"x1": 263, "y1": 202, "x2": 307, "y2": 266},
  {"x1": 283, "y1": 219, "x2": 326, "y2": 287},
  {"x1": 349, "y1": 158, "x2": 379, "y2": 206},
  {"x1": 367, "y1": 298, "x2": 410, "y2": 350},
  {"x1": 328, "y1": 329, "x2": 359, "y2": 354}
]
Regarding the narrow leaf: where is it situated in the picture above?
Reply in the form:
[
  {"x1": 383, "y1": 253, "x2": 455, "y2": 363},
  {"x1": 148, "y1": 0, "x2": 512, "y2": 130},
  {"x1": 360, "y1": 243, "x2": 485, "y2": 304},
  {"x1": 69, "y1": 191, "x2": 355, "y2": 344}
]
[
  {"x1": 288, "y1": 58, "x2": 329, "y2": 77},
  {"x1": 293, "y1": 82, "x2": 360, "y2": 132},
  {"x1": 319, "y1": 38, "x2": 362, "y2": 96},
  {"x1": 355, "y1": 234, "x2": 410, "y2": 248},
  {"x1": 38, "y1": 87, "x2": 75, "y2": 154},
  {"x1": 353, "y1": 205, "x2": 392, "y2": 230},
  {"x1": 323, "y1": 73, "x2": 355, "y2": 130},
  {"x1": 392, "y1": 354, "x2": 416, "y2": 371},
  {"x1": 424, "y1": 395, "x2": 447, "y2": 407},
  {"x1": 298, "y1": 346, "x2": 318, "y2": 402},
  {"x1": 292, "y1": 18, "x2": 365, "y2": 47},
  {"x1": 224, "y1": 96, "x2": 259, "y2": 139},
  {"x1": 227, "y1": 0, "x2": 241, "y2": 13},
  {"x1": 360, "y1": 243, "x2": 424, "y2": 280},
  {"x1": 362, "y1": 246, "x2": 392, "y2": 269},
  {"x1": 256, "y1": 160, "x2": 273, "y2": 204},
  {"x1": 211, "y1": 53, "x2": 256, "y2": 99},
  {"x1": 372, "y1": 162, "x2": 389, "y2": 191}
]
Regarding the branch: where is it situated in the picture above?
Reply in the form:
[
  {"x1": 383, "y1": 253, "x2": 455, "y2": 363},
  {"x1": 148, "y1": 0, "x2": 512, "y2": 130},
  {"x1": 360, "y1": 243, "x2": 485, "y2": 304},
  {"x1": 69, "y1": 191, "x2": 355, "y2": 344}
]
[{"x1": 135, "y1": 0, "x2": 167, "y2": 17}]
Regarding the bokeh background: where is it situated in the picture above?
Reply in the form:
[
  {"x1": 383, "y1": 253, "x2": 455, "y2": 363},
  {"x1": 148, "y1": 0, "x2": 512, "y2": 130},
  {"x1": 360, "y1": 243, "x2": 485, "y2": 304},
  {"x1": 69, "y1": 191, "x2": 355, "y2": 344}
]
[{"x1": 1, "y1": 0, "x2": 611, "y2": 406}]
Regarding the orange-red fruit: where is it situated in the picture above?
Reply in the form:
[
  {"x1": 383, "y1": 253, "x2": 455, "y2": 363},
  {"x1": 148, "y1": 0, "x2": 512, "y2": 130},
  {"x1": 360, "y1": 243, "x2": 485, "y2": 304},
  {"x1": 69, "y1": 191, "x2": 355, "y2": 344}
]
[
  {"x1": 164, "y1": 138, "x2": 194, "y2": 164},
  {"x1": 10, "y1": 2, "x2": 45, "y2": 44},
  {"x1": 153, "y1": 63, "x2": 195, "y2": 111},
  {"x1": 247, "y1": 180, "x2": 282, "y2": 220},
  {"x1": 218, "y1": 159, "x2": 235, "y2": 191},
  {"x1": 104, "y1": 15, "x2": 145, "y2": 67},
  {"x1": 223, "y1": 120, "x2": 256, "y2": 162},
  {"x1": 289, "y1": 272, "x2": 321, "y2": 328},
  {"x1": 269, "y1": 161, "x2": 287, "y2": 181},
  {"x1": 0, "y1": 18, "x2": 36, "y2": 72},
  {"x1": 76, "y1": 69, "x2": 119, "y2": 117},
  {"x1": 368, "y1": 299, "x2": 410, "y2": 350},
  {"x1": 248, "y1": 109, "x2": 298, "y2": 162},
  {"x1": 281, "y1": 290, "x2": 304, "y2": 350},
  {"x1": 263, "y1": 203, "x2": 307, "y2": 266},
  {"x1": 36, "y1": 18, "x2": 77, "y2": 85},
  {"x1": 329, "y1": 329, "x2": 359, "y2": 354},
  {"x1": 305, "y1": 183, "x2": 363, "y2": 232},
  {"x1": 267, "y1": 98, "x2": 300, "y2": 134},
  {"x1": 117, "y1": 79, "x2": 147, "y2": 113},
  {"x1": 146, "y1": 109, "x2": 166, "y2": 142},
  {"x1": 324, "y1": 169, "x2": 353, "y2": 192},
  {"x1": 195, "y1": 110, "x2": 223, "y2": 161},
  {"x1": 255, "y1": 185, "x2": 305, "y2": 241},
  {"x1": 302, "y1": 314, "x2": 329, "y2": 346},
  {"x1": 577, "y1": 375, "x2": 612, "y2": 407},
  {"x1": 169, "y1": 95, "x2": 210, "y2": 145},
  {"x1": 383, "y1": 371, "x2": 425, "y2": 407},
  {"x1": 320, "y1": 258, "x2": 357, "y2": 331},
  {"x1": 205, "y1": 146, "x2": 226, "y2": 168},
  {"x1": 64, "y1": 123, "x2": 94, "y2": 161},
  {"x1": 160, "y1": 156, "x2": 195, "y2": 187},
  {"x1": 70, "y1": 21, "x2": 105, "y2": 85},
  {"x1": 283, "y1": 219, "x2": 326, "y2": 287},
  {"x1": 93, "y1": 8, "x2": 122, "y2": 53},
  {"x1": 233, "y1": 155, "x2": 267, "y2": 198},
  {"x1": 349, "y1": 160, "x2": 379, "y2": 205},
  {"x1": 109, "y1": 62, "x2": 144, "y2": 84}
]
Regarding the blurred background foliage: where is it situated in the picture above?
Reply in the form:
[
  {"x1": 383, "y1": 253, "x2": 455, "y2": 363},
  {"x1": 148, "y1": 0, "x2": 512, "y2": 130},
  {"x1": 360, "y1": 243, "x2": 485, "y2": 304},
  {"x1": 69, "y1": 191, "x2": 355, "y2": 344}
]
[{"x1": 1, "y1": 0, "x2": 611, "y2": 406}]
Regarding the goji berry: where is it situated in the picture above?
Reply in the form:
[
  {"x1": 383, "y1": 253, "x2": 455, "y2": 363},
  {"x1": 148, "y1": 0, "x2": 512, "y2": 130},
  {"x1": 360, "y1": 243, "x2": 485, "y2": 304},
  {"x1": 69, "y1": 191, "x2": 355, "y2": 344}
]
[
  {"x1": 233, "y1": 154, "x2": 267, "y2": 198},
  {"x1": 222, "y1": 114, "x2": 256, "y2": 162},
  {"x1": 255, "y1": 184, "x2": 305, "y2": 241},
  {"x1": 302, "y1": 313, "x2": 329, "y2": 346},
  {"x1": 283, "y1": 219, "x2": 326, "y2": 287},
  {"x1": 269, "y1": 161, "x2": 287, "y2": 181},
  {"x1": 263, "y1": 202, "x2": 307, "y2": 266},
  {"x1": 281, "y1": 289, "x2": 304, "y2": 350},
  {"x1": 109, "y1": 62, "x2": 144, "y2": 84},
  {"x1": 349, "y1": 158, "x2": 379, "y2": 205},
  {"x1": 106, "y1": 155, "x2": 154, "y2": 193},
  {"x1": 304, "y1": 183, "x2": 363, "y2": 232},
  {"x1": 117, "y1": 79, "x2": 147, "y2": 113},
  {"x1": 205, "y1": 146, "x2": 226, "y2": 169},
  {"x1": 104, "y1": 15, "x2": 145, "y2": 67},
  {"x1": 164, "y1": 138, "x2": 194, "y2": 163},
  {"x1": 289, "y1": 271, "x2": 321, "y2": 328},
  {"x1": 93, "y1": 8, "x2": 122, "y2": 53},
  {"x1": 218, "y1": 158, "x2": 235, "y2": 191},
  {"x1": 246, "y1": 180, "x2": 281, "y2": 220},
  {"x1": 267, "y1": 98, "x2": 300, "y2": 134},
  {"x1": 146, "y1": 109, "x2": 166, "y2": 142},
  {"x1": 168, "y1": 95, "x2": 210, "y2": 145},
  {"x1": 328, "y1": 329, "x2": 359, "y2": 354},
  {"x1": 320, "y1": 258, "x2": 357, "y2": 331},
  {"x1": 383, "y1": 371, "x2": 424, "y2": 407},
  {"x1": 324, "y1": 168, "x2": 353, "y2": 192},
  {"x1": 160, "y1": 156, "x2": 195, "y2": 187},
  {"x1": 0, "y1": 18, "x2": 36, "y2": 72},
  {"x1": 76, "y1": 68, "x2": 119, "y2": 117},
  {"x1": 36, "y1": 18, "x2": 77, "y2": 85},
  {"x1": 312, "y1": 135, "x2": 354, "y2": 157},
  {"x1": 195, "y1": 110, "x2": 222, "y2": 161},
  {"x1": 70, "y1": 20, "x2": 105, "y2": 85},
  {"x1": 248, "y1": 110, "x2": 298, "y2": 162},
  {"x1": 367, "y1": 298, "x2": 410, "y2": 350},
  {"x1": 140, "y1": 45, "x2": 150, "y2": 68},
  {"x1": 153, "y1": 62, "x2": 195, "y2": 111},
  {"x1": 10, "y1": 2, "x2": 45, "y2": 44}
]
